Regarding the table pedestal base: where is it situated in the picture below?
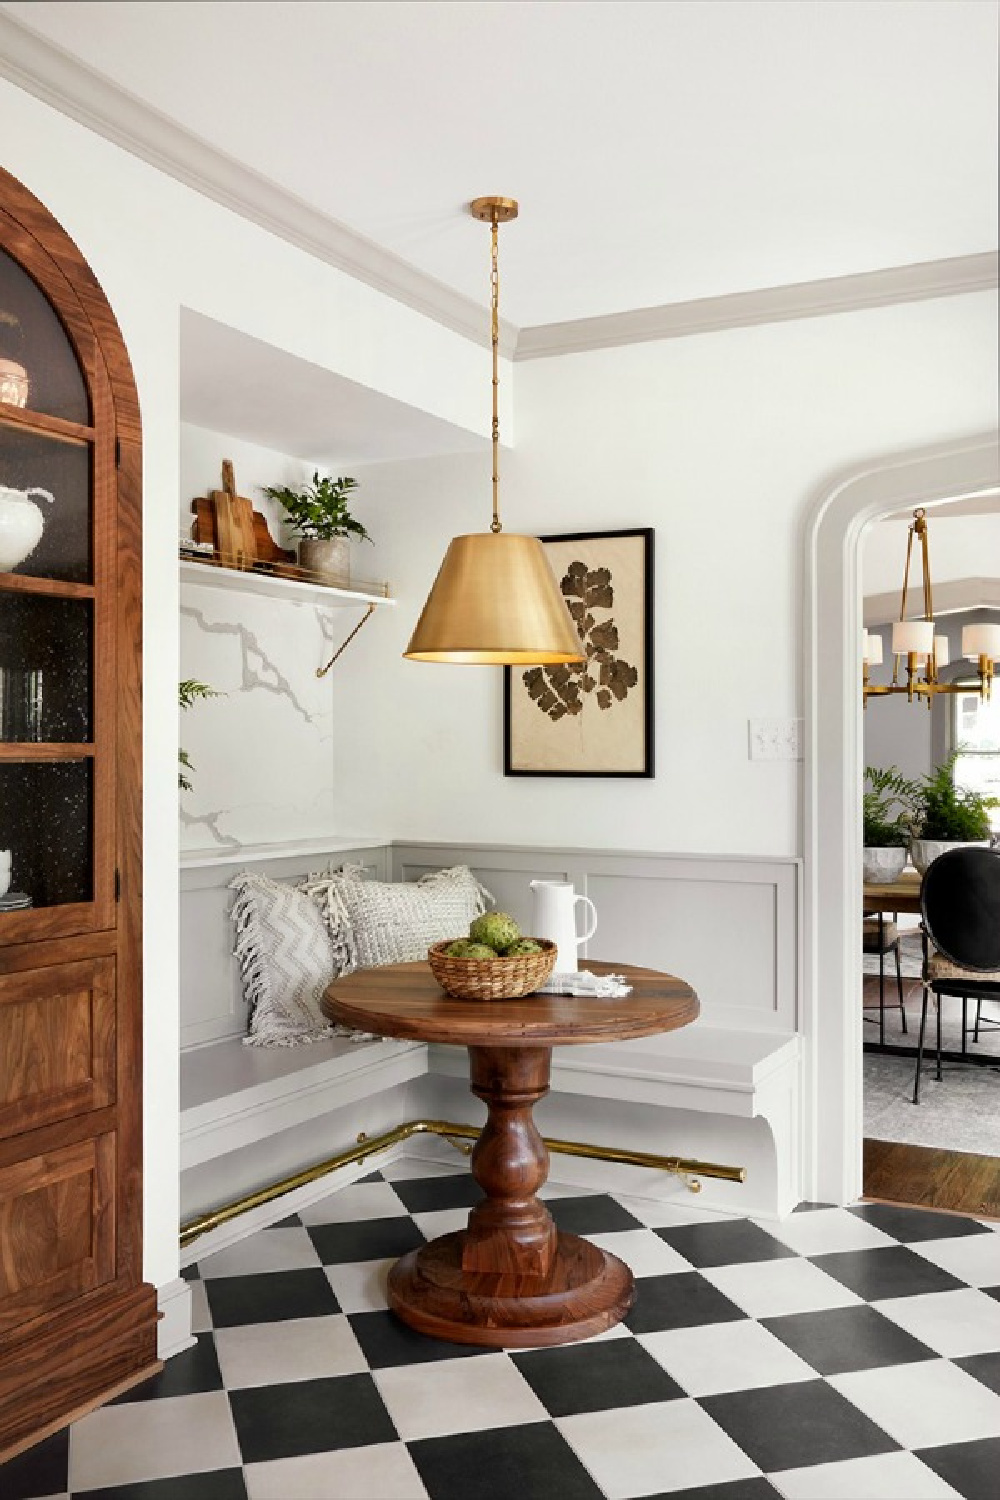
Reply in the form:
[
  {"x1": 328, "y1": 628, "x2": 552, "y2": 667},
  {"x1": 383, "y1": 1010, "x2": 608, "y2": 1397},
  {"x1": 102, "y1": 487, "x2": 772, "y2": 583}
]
[{"x1": 388, "y1": 1230, "x2": 633, "y2": 1348}]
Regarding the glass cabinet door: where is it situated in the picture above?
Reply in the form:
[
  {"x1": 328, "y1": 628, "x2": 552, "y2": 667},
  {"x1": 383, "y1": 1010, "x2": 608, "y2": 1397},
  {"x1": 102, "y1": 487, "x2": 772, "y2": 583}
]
[{"x1": 0, "y1": 235, "x2": 112, "y2": 936}]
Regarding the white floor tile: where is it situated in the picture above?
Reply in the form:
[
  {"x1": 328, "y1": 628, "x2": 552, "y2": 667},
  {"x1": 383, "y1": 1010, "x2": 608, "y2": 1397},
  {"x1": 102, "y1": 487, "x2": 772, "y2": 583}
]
[
  {"x1": 758, "y1": 1208, "x2": 897, "y2": 1258},
  {"x1": 68, "y1": 1392, "x2": 240, "y2": 1491},
  {"x1": 588, "y1": 1229, "x2": 693, "y2": 1278},
  {"x1": 908, "y1": 1232, "x2": 1000, "y2": 1287},
  {"x1": 214, "y1": 1313, "x2": 367, "y2": 1389},
  {"x1": 189, "y1": 1276, "x2": 212, "y2": 1333},
  {"x1": 557, "y1": 1398, "x2": 759, "y2": 1499},
  {"x1": 772, "y1": 1450, "x2": 965, "y2": 1500},
  {"x1": 638, "y1": 1319, "x2": 816, "y2": 1396},
  {"x1": 299, "y1": 1179, "x2": 410, "y2": 1225},
  {"x1": 701, "y1": 1258, "x2": 862, "y2": 1319},
  {"x1": 323, "y1": 1257, "x2": 393, "y2": 1313},
  {"x1": 874, "y1": 1286, "x2": 1000, "y2": 1357},
  {"x1": 381, "y1": 1154, "x2": 465, "y2": 1181},
  {"x1": 411, "y1": 1207, "x2": 472, "y2": 1240},
  {"x1": 197, "y1": 1227, "x2": 322, "y2": 1279},
  {"x1": 830, "y1": 1358, "x2": 1000, "y2": 1449},
  {"x1": 244, "y1": 1442, "x2": 429, "y2": 1500},
  {"x1": 374, "y1": 1353, "x2": 547, "y2": 1441}
]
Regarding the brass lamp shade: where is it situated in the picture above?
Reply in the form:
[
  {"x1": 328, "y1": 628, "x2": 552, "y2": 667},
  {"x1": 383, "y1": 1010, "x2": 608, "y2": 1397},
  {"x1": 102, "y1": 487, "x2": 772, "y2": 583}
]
[{"x1": 404, "y1": 532, "x2": 585, "y2": 665}]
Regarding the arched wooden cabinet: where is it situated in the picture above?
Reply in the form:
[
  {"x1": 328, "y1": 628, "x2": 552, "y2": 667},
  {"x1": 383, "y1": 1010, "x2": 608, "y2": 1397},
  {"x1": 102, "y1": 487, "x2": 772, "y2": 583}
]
[{"x1": 0, "y1": 168, "x2": 159, "y2": 1460}]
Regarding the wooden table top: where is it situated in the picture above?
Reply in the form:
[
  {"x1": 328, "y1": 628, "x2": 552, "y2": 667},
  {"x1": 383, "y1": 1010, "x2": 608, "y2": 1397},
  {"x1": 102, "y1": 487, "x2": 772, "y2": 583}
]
[
  {"x1": 322, "y1": 959, "x2": 699, "y2": 1048},
  {"x1": 863, "y1": 869, "x2": 922, "y2": 915}
]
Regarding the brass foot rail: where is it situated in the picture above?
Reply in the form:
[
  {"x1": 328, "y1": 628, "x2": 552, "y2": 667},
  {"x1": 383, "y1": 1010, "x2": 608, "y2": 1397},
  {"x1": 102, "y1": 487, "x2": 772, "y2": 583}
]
[{"x1": 180, "y1": 1118, "x2": 746, "y2": 1251}]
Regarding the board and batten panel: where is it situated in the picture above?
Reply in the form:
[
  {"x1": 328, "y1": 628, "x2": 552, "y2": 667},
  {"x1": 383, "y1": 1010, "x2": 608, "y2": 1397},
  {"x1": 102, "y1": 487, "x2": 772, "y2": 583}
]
[
  {"x1": 392, "y1": 844, "x2": 799, "y2": 1034},
  {"x1": 179, "y1": 844, "x2": 390, "y2": 1049}
]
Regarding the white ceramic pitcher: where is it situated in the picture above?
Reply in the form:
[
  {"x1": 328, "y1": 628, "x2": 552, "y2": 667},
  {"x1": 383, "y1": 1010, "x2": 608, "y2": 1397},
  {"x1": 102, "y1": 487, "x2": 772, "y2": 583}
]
[
  {"x1": 529, "y1": 879, "x2": 597, "y2": 973},
  {"x1": 0, "y1": 486, "x2": 53, "y2": 572}
]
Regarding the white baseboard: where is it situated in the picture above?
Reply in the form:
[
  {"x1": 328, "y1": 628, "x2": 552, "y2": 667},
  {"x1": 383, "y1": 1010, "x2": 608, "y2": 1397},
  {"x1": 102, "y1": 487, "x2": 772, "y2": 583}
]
[{"x1": 157, "y1": 1277, "x2": 197, "y2": 1361}]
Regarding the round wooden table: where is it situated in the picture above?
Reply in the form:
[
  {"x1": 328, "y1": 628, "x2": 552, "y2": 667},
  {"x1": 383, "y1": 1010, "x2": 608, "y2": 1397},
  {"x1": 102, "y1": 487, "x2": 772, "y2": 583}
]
[{"x1": 322, "y1": 959, "x2": 699, "y2": 1348}]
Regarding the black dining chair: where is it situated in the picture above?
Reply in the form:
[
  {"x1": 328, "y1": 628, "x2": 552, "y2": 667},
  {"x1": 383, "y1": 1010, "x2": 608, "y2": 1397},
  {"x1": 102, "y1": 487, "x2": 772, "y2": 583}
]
[
  {"x1": 862, "y1": 914, "x2": 907, "y2": 1043},
  {"x1": 913, "y1": 846, "x2": 1000, "y2": 1103}
]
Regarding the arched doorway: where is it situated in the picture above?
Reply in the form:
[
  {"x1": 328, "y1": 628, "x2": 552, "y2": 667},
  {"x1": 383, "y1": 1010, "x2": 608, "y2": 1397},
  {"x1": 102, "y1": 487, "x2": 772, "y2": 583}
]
[{"x1": 803, "y1": 433, "x2": 1000, "y2": 1207}]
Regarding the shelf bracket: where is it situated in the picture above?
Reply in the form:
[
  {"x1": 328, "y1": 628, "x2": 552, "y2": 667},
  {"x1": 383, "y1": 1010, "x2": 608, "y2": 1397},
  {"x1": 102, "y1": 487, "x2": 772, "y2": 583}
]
[{"x1": 316, "y1": 602, "x2": 377, "y2": 678}]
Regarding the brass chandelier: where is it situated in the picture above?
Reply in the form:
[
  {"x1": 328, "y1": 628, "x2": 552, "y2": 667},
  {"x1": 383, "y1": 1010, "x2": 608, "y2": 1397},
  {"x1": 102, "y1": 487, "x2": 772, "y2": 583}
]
[
  {"x1": 862, "y1": 507, "x2": 1000, "y2": 708},
  {"x1": 404, "y1": 197, "x2": 584, "y2": 665}
]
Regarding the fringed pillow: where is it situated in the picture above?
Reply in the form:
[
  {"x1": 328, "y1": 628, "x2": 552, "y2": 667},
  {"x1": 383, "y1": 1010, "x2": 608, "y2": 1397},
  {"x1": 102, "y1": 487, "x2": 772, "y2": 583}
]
[
  {"x1": 301, "y1": 864, "x2": 493, "y2": 971},
  {"x1": 230, "y1": 871, "x2": 371, "y2": 1047}
]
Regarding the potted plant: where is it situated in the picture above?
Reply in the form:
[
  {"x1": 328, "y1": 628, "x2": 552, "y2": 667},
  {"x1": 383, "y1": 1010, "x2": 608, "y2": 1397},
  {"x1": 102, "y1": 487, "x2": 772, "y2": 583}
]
[
  {"x1": 907, "y1": 750, "x2": 997, "y2": 874},
  {"x1": 863, "y1": 765, "x2": 915, "y2": 883},
  {"x1": 261, "y1": 472, "x2": 371, "y2": 584}
]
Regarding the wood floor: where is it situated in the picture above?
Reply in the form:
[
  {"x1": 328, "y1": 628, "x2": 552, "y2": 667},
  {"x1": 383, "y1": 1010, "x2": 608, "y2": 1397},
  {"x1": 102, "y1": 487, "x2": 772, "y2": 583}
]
[{"x1": 863, "y1": 1138, "x2": 1000, "y2": 1222}]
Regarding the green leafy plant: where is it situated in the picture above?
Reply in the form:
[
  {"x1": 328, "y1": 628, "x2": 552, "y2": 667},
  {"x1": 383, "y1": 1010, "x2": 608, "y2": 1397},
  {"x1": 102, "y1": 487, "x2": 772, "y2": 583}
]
[
  {"x1": 909, "y1": 750, "x2": 997, "y2": 841},
  {"x1": 261, "y1": 473, "x2": 371, "y2": 543},
  {"x1": 863, "y1": 765, "x2": 917, "y2": 847},
  {"x1": 179, "y1": 678, "x2": 221, "y2": 791}
]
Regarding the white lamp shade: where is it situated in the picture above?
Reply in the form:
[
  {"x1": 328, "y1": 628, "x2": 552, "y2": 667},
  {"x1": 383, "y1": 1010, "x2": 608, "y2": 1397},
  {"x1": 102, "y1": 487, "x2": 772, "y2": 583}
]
[
  {"x1": 862, "y1": 631, "x2": 883, "y2": 666},
  {"x1": 892, "y1": 619, "x2": 934, "y2": 658},
  {"x1": 962, "y1": 622, "x2": 1000, "y2": 661},
  {"x1": 933, "y1": 636, "x2": 950, "y2": 668}
]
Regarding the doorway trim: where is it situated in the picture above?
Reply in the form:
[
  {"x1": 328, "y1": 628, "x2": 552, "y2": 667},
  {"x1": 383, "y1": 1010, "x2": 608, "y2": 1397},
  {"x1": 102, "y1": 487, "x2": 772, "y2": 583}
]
[{"x1": 803, "y1": 432, "x2": 1000, "y2": 1206}]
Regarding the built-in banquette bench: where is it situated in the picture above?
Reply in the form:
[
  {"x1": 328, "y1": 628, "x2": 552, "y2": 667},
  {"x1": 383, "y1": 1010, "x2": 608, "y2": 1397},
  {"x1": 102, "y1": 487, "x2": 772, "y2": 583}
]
[{"x1": 179, "y1": 840, "x2": 802, "y2": 1258}]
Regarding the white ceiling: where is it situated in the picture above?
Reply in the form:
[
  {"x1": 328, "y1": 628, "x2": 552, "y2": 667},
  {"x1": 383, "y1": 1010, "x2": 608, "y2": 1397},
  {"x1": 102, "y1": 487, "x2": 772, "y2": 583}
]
[{"x1": 3, "y1": 0, "x2": 997, "y2": 328}]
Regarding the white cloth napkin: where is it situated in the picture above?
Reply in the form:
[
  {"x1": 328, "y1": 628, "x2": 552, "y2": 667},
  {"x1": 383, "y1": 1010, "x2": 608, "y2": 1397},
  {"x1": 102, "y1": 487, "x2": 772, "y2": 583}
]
[{"x1": 537, "y1": 969, "x2": 632, "y2": 997}]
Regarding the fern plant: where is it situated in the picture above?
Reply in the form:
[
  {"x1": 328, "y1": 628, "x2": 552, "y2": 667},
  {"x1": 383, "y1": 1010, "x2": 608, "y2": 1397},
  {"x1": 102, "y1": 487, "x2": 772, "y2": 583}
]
[
  {"x1": 863, "y1": 765, "x2": 917, "y2": 847},
  {"x1": 911, "y1": 750, "x2": 996, "y2": 841},
  {"x1": 261, "y1": 473, "x2": 371, "y2": 543},
  {"x1": 179, "y1": 679, "x2": 221, "y2": 791}
]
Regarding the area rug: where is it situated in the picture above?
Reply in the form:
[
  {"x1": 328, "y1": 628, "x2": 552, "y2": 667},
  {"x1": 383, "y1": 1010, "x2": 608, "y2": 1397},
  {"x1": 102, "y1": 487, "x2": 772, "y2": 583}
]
[{"x1": 865, "y1": 1049, "x2": 1000, "y2": 1156}]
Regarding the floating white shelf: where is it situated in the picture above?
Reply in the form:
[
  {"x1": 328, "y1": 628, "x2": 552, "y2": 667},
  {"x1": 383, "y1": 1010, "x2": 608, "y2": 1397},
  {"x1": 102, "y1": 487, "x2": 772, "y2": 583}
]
[
  {"x1": 179, "y1": 835, "x2": 388, "y2": 871},
  {"x1": 179, "y1": 558, "x2": 395, "y2": 609}
]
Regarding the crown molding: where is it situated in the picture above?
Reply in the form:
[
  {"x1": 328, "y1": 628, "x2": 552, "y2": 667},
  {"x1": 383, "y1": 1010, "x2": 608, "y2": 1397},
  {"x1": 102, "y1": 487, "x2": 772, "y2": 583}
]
[
  {"x1": 0, "y1": 11, "x2": 516, "y2": 356},
  {"x1": 1, "y1": 12, "x2": 995, "y2": 366},
  {"x1": 516, "y1": 252, "x2": 1000, "y2": 360},
  {"x1": 864, "y1": 576, "x2": 1000, "y2": 628}
]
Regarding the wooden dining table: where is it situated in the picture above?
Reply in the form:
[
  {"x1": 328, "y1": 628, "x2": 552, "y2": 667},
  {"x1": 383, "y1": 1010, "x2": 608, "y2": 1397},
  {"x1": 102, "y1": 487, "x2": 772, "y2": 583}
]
[{"x1": 322, "y1": 958, "x2": 699, "y2": 1348}]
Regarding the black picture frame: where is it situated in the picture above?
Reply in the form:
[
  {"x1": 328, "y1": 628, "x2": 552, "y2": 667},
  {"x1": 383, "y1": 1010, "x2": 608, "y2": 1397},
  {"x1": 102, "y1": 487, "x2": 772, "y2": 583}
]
[{"x1": 503, "y1": 527, "x2": 654, "y2": 778}]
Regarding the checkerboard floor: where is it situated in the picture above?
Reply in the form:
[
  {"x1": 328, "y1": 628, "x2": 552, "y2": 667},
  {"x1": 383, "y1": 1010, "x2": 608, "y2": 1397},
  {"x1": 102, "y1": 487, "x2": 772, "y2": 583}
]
[{"x1": 4, "y1": 1161, "x2": 1000, "y2": 1500}]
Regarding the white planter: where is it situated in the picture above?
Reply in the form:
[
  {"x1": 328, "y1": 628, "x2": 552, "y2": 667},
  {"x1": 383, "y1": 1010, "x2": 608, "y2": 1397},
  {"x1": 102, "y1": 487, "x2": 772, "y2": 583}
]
[
  {"x1": 909, "y1": 838, "x2": 989, "y2": 876},
  {"x1": 862, "y1": 846, "x2": 908, "y2": 884},
  {"x1": 298, "y1": 537, "x2": 350, "y2": 584}
]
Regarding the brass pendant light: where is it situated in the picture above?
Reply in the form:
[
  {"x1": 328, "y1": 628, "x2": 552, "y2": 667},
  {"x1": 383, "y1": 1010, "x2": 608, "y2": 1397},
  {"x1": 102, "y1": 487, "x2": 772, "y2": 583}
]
[{"x1": 404, "y1": 197, "x2": 584, "y2": 665}]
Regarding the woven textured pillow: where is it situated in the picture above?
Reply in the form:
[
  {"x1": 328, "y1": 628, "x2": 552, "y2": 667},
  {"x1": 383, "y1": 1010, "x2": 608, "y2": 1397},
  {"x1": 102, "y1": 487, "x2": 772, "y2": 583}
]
[
  {"x1": 302, "y1": 864, "x2": 493, "y2": 971},
  {"x1": 230, "y1": 871, "x2": 369, "y2": 1047}
]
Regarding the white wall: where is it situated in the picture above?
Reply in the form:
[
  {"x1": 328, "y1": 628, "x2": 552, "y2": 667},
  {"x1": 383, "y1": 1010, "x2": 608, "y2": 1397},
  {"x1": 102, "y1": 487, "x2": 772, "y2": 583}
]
[
  {"x1": 0, "y1": 77, "x2": 489, "y2": 1292},
  {"x1": 337, "y1": 294, "x2": 999, "y2": 858}
]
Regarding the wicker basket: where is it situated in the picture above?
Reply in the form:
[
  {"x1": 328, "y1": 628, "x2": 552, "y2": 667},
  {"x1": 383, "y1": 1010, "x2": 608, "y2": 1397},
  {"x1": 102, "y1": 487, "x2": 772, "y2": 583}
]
[{"x1": 427, "y1": 938, "x2": 557, "y2": 1001}]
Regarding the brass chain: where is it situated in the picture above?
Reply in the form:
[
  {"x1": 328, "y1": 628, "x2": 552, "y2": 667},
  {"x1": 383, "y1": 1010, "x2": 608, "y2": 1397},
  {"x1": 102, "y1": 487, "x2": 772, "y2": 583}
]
[{"x1": 490, "y1": 214, "x2": 501, "y2": 533}]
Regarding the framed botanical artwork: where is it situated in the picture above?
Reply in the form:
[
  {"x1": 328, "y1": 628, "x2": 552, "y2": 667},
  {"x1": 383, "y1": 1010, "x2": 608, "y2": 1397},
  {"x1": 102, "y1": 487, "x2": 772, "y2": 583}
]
[{"x1": 504, "y1": 527, "x2": 654, "y2": 777}]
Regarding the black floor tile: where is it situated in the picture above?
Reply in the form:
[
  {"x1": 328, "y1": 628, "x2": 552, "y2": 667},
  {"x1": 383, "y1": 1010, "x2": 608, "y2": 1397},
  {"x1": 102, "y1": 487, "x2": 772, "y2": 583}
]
[
  {"x1": 179, "y1": 1263, "x2": 200, "y2": 1281},
  {"x1": 811, "y1": 1245, "x2": 966, "y2": 1301},
  {"x1": 700, "y1": 1379, "x2": 900, "y2": 1472},
  {"x1": 348, "y1": 1309, "x2": 485, "y2": 1368},
  {"x1": 74, "y1": 1470, "x2": 248, "y2": 1500},
  {"x1": 955, "y1": 1351, "x2": 1000, "y2": 1396},
  {"x1": 656, "y1": 1220, "x2": 796, "y2": 1269},
  {"x1": 266, "y1": 1212, "x2": 301, "y2": 1229},
  {"x1": 409, "y1": 1422, "x2": 604, "y2": 1500},
  {"x1": 761, "y1": 1304, "x2": 938, "y2": 1375},
  {"x1": 916, "y1": 1435, "x2": 1000, "y2": 1500},
  {"x1": 111, "y1": 1333, "x2": 223, "y2": 1404},
  {"x1": 849, "y1": 1202, "x2": 994, "y2": 1243},
  {"x1": 625, "y1": 1271, "x2": 746, "y2": 1335},
  {"x1": 0, "y1": 1428, "x2": 68, "y2": 1500},
  {"x1": 546, "y1": 1194, "x2": 644, "y2": 1235},
  {"x1": 984, "y1": 1284, "x2": 1000, "y2": 1302},
  {"x1": 511, "y1": 1338, "x2": 685, "y2": 1416},
  {"x1": 230, "y1": 1371, "x2": 397, "y2": 1463},
  {"x1": 204, "y1": 1267, "x2": 340, "y2": 1327},
  {"x1": 792, "y1": 1202, "x2": 834, "y2": 1214},
  {"x1": 645, "y1": 1482, "x2": 781, "y2": 1500},
  {"x1": 390, "y1": 1172, "x2": 485, "y2": 1213},
  {"x1": 306, "y1": 1215, "x2": 426, "y2": 1265}
]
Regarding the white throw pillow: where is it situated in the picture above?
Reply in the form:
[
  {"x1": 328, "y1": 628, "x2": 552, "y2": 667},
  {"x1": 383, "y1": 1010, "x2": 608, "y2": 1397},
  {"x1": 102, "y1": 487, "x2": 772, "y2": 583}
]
[
  {"x1": 301, "y1": 864, "x2": 493, "y2": 971},
  {"x1": 230, "y1": 870, "x2": 362, "y2": 1047}
]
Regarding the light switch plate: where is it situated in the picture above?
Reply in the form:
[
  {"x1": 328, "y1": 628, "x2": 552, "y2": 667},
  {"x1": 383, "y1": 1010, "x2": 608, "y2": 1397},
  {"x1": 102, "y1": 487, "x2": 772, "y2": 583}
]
[{"x1": 749, "y1": 718, "x2": 803, "y2": 761}]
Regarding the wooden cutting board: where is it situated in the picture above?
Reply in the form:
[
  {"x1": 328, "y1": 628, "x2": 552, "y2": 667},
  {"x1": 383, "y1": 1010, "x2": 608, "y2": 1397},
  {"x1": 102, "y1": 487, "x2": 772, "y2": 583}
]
[{"x1": 212, "y1": 459, "x2": 256, "y2": 570}]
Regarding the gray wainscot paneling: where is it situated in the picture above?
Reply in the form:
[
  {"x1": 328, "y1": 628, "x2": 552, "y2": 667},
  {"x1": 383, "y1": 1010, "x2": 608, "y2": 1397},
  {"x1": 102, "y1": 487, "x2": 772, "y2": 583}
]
[{"x1": 392, "y1": 843, "x2": 800, "y2": 1034}]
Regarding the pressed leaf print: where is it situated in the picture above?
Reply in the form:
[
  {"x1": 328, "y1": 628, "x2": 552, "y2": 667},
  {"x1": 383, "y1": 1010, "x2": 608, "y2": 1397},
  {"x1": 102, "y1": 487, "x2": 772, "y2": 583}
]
[{"x1": 524, "y1": 561, "x2": 638, "y2": 722}]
